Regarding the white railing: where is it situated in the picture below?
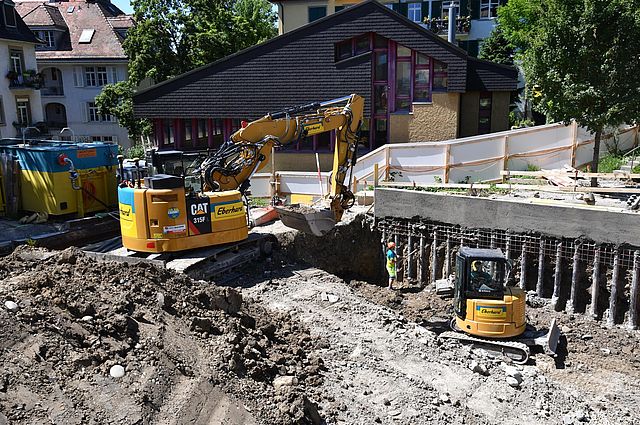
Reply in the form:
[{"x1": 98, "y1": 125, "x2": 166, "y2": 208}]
[{"x1": 249, "y1": 122, "x2": 639, "y2": 197}]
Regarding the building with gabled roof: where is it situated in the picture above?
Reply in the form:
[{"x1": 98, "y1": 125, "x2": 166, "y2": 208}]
[
  {"x1": 0, "y1": 0, "x2": 44, "y2": 138},
  {"x1": 15, "y1": 0, "x2": 132, "y2": 147},
  {"x1": 133, "y1": 0, "x2": 516, "y2": 171}
]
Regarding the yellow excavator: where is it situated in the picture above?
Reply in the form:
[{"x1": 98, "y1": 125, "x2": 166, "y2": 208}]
[
  {"x1": 438, "y1": 247, "x2": 560, "y2": 364},
  {"x1": 117, "y1": 94, "x2": 364, "y2": 255}
]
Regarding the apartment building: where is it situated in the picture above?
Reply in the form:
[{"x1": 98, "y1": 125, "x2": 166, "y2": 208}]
[
  {"x1": 15, "y1": 0, "x2": 133, "y2": 147},
  {"x1": 0, "y1": 0, "x2": 44, "y2": 138},
  {"x1": 272, "y1": 0, "x2": 507, "y2": 56}
]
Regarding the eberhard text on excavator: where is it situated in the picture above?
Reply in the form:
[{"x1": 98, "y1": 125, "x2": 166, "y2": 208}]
[{"x1": 113, "y1": 94, "x2": 363, "y2": 276}]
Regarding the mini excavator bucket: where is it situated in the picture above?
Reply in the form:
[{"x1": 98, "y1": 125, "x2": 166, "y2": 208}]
[{"x1": 274, "y1": 204, "x2": 337, "y2": 236}]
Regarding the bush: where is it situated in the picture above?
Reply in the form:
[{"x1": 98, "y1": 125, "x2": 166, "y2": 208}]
[
  {"x1": 598, "y1": 154, "x2": 624, "y2": 173},
  {"x1": 125, "y1": 144, "x2": 146, "y2": 159}
]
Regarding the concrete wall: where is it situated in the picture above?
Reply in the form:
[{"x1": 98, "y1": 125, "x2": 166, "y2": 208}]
[
  {"x1": 375, "y1": 188, "x2": 640, "y2": 245},
  {"x1": 408, "y1": 92, "x2": 459, "y2": 142},
  {"x1": 0, "y1": 42, "x2": 44, "y2": 138}
]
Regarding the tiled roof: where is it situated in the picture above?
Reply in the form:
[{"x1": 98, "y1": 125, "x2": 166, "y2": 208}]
[
  {"x1": 466, "y1": 57, "x2": 518, "y2": 92},
  {"x1": 135, "y1": 0, "x2": 512, "y2": 119},
  {"x1": 0, "y1": 4, "x2": 40, "y2": 44},
  {"x1": 15, "y1": 0, "x2": 130, "y2": 61}
]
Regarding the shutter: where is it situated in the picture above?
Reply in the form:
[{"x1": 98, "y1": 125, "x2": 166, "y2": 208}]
[
  {"x1": 107, "y1": 67, "x2": 118, "y2": 84},
  {"x1": 432, "y1": 1, "x2": 442, "y2": 18},
  {"x1": 398, "y1": 2, "x2": 408, "y2": 17},
  {"x1": 470, "y1": 0, "x2": 480, "y2": 19},
  {"x1": 73, "y1": 67, "x2": 84, "y2": 87},
  {"x1": 82, "y1": 102, "x2": 89, "y2": 122},
  {"x1": 421, "y1": 1, "x2": 429, "y2": 19},
  {"x1": 460, "y1": 0, "x2": 469, "y2": 16}
]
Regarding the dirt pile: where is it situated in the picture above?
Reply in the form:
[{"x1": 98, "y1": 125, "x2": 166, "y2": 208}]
[{"x1": 0, "y1": 247, "x2": 327, "y2": 424}]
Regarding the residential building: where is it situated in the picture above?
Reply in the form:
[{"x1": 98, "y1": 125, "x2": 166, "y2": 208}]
[
  {"x1": 133, "y1": 0, "x2": 516, "y2": 171},
  {"x1": 15, "y1": 0, "x2": 133, "y2": 147},
  {"x1": 0, "y1": 0, "x2": 44, "y2": 138},
  {"x1": 272, "y1": 0, "x2": 507, "y2": 57}
]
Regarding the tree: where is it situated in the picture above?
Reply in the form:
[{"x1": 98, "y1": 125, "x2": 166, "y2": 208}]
[
  {"x1": 495, "y1": 0, "x2": 541, "y2": 56},
  {"x1": 478, "y1": 26, "x2": 515, "y2": 66},
  {"x1": 96, "y1": 0, "x2": 277, "y2": 139},
  {"x1": 525, "y1": 0, "x2": 640, "y2": 185}
]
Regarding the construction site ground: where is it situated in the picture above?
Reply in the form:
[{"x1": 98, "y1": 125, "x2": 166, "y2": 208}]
[{"x1": 1, "y1": 210, "x2": 639, "y2": 424}]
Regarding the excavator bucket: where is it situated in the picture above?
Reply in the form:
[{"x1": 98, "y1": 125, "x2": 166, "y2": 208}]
[{"x1": 274, "y1": 204, "x2": 337, "y2": 236}]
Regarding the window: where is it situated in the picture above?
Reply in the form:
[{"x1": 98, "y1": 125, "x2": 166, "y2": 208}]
[
  {"x1": 442, "y1": 1, "x2": 459, "y2": 17},
  {"x1": 79, "y1": 29, "x2": 95, "y2": 44},
  {"x1": 91, "y1": 136, "x2": 114, "y2": 143},
  {"x1": 308, "y1": 6, "x2": 326, "y2": 23},
  {"x1": 0, "y1": 96, "x2": 5, "y2": 126},
  {"x1": 407, "y1": 3, "x2": 421, "y2": 23},
  {"x1": 87, "y1": 102, "x2": 114, "y2": 122},
  {"x1": 37, "y1": 30, "x2": 55, "y2": 48},
  {"x1": 212, "y1": 118, "x2": 224, "y2": 147},
  {"x1": 84, "y1": 66, "x2": 108, "y2": 87},
  {"x1": 433, "y1": 60, "x2": 448, "y2": 90},
  {"x1": 163, "y1": 120, "x2": 175, "y2": 145},
  {"x1": 374, "y1": 85, "x2": 388, "y2": 114},
  {"x1": 336, "y1": 40, "x2": 352, "y2": 61},
  {"x1": 374, "y1": 51, "x2": 388, "y2": 81},
  {"x1": 397, "y1": 44, "x2": 411, "y2": 58},
  {"x1": 414, "y1": 53, "x2": 430, "y2": 101},
  {"x1": 395, "y1": 43, "x2": 412, "y2": 112},
  {"x1": 480, "y1": 0, "x2": 499, "y2": 19},
  {"x1": 9, "y1": 49, "x2": 24, "y2": 74},
  {"x1": 355, "y1": 34, "x2": 369, "y2": 55},
  {"x1": 478, "y1": 92, "x2": 492, "y2": 134},
  {"x1": 4, "y1": 4, "x2": 16, "y2": 27},
  {"x1": 374, "y1": 34, "x2": 387, "y2": 49},
  {"x1": 184, "y1": 119, "x2": 193, "y2": 146},
  {"x1": 197, "y1": 119, "x2": 208, "y2": 145},
  {"x1": 15, "y1": 97, "x2": 31, "y2": 126}
]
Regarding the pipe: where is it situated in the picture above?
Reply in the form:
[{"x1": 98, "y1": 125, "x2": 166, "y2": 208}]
[
  {"x1": 628, "y1": 251, "x2": 640, "y2": 330},
  {"x1": 607, "y1": 249, "x2": 621, "y2": 327},
  {"x1": 447, "y1": 1, "x2": 456, "y2": 43},
  {"x1": 519, "y1": 242, "x2": 527, "y2": 290},
  {"x1": 590, "y1": 247, "x2": 601, "y2": 318},
  {"x1": 568, "y1": 242, "x2": 581, "y2": 313},
  {"x1": 551, "y1": 241, "x2": 563, "y2": 311},
  {"x1": 536, "y1": 239, "x2": 545, "y2": 297}
]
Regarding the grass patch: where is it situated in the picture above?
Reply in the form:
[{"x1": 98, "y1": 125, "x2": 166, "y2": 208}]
[
  {"x1": 598, "y1": 154, "x2": 624, "y2": 173},
  {"x1": 249, "y1": 197, "x2": 270, "y2": 207}
]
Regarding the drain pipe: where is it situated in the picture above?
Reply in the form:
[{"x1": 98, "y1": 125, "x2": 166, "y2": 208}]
[{"x1": 447, "y1": 2, "x2": 456, "y2": 44}]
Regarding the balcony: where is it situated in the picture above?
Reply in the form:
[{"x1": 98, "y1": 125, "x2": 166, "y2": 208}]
[
  {"x1": 422, "y1": 16, "x2": 471, "y2": 35},
  {"x1": 6, "y1": 70, "x2": 42, "y2": 90},
  {"x1": 41, "y1": 86, "x2": 64, "y2": 96}
]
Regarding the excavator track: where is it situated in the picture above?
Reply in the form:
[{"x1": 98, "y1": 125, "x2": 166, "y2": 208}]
[
  {"x1": 83, "y1": 233, "x2": 278, "y2": 281},
  {"x1": 438, "y1": 331, "x2": 530, "y2": 364}
]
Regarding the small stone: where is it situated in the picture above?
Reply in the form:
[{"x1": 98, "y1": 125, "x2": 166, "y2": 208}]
[
  {"x1": 109, "y1": 365, "x2": 125, "y2": 378},
  {"x1": 327, "y1": 294, "x2": 339, "y2": 303},
  {"x1": 581, "y1": 334, "x2": 593, "y2": 340},
  {"x1": 388, "y1": 409, "x2": 401, "y2": 416},
  {"x1": 383, "y1": 398, "x2": 391, "y2": 406},
  {"x1": 562, "y1": 326, "x2": 572, "y2": 334},
  {"x1": 600, "y1": 348, "x2": 611, "y2": 355},
  {"x1": 273, "y1": 375, "x2": 298, "y2": 390},
  {"x1": 469, "y1": 360, "x2": 488, "y2": 375},
  {"x1": 439, "y1": 394, "x2": 450, "y2": 403},
  {"x1": 506, "y1": 376, "x2": 521, "y2": 387},
  {"x1": 81, "y1": 315, "x2": 93, "y2": 322},
  {"x1": 4, "y1": 301, "x2": 18, "y2": 311}
]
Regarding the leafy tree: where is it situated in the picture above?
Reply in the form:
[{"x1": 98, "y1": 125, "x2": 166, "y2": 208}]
[
  {"x1": 478, "y1": 26, "x2": 514, "y2": 66},
  {"x1": 96, "y1": 0, "x2": 277, "y2": 139},
  {"x1": 525, "y1": 0, "x2": 640, "y2": 185},
  {"x1": 495, "y1": 0, "x2": 541, "y2": 56}
]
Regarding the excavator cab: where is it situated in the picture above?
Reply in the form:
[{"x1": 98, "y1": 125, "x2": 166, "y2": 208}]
[{"x1": 453, "y1": 247, "x2": 527, "y2": 339}]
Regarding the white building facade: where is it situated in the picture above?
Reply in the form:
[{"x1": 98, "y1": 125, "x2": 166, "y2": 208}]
[
  {"x1": 0, "y1": 0, "x2": 44, "y2": 138},
  {"x1": 16, "y1": 0, "x2": 132, "y2": 147}
]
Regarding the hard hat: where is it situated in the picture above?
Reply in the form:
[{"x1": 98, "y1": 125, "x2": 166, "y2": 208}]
[{"x1": 387, "y1": 242, "x2": 396, "y2": 249}]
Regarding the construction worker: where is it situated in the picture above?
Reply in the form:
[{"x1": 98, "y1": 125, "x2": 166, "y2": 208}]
[
  {"x1": 386, "y1": 241, "x2": 397, "y2": 290},
  {"x1": 470, "y1": 260, "x2": 495, "y2": 292}
]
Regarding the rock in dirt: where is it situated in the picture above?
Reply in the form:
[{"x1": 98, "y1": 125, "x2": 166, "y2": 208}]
[
  {"x1": 4, "y1": 300, "x2": 18, "y2": 311},
  {"x1": 109, "y1": 364, "x2": 125, "y2": 378},
  {"x1": 506, "y1": 376, "x2": 522, "y2": 388},
  {"x1": 272, "y1": 375, "x2": 298, "y2": 390}
]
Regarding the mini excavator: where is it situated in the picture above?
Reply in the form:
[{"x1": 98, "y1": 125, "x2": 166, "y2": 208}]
[
  {"x1": 116, "y1": 94, "x2": 364, "y2": 256},
  {"x1": 438, "y1": 247, "x2": 560, "y2": 364}
]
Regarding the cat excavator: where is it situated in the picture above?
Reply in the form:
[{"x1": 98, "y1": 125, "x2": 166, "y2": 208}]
[{"x1": 102, "y1": 95, "x2": 364, "y2": 279}]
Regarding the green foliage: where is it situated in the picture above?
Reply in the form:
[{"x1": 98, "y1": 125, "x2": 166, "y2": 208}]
[
  {"x1": 525, "y1": 0, "x2": 640, "y2": 135},
  {"x1": 249, "y1": 197, "x2": 270, "y2": 207},
  {"x1": 96, "y1": 0, "x2": 277, "y2": 138},
  {"x1": 632, "y1": 164, "x2": 640, "y2": 174},
  {"x1": 495, "y1": 0, "x2": 541, "y2": 56},
  {"x1": 526, "y1": 164, "x2": 540, "y2": 172},
  {"x1": 125, "y1": 143, "x2": 146, "y2": 159},
  {"x1": 478, "y1": 26, "x2": 515, "y2": 66},
  {"x1": 598, "y1": 154, "x2": 624, "y2": 173}
]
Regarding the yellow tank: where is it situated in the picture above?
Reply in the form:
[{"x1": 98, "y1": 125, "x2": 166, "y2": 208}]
[{"x1": 118, "y1": 175, "x2": 248, "y2": 253}]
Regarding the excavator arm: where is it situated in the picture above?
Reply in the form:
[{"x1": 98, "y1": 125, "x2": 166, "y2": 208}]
[{"x1": 198, "y1": 94, "x2": 364, "y2": 234}]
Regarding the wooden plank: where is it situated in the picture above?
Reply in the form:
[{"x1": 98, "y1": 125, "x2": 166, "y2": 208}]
[
  {"x1": 379, "y1": 180, "x2": 640, "y2": 194},
  {"x1": 501, "y1": 170, "x2": 640, "y2": 179}
]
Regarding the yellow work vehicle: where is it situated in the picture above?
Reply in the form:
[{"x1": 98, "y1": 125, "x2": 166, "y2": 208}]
[
  {"x1": 439, "y1": 247, "x2": 560, "y2": 364},
  {"x1": 117, "y1": 94, "x2": 364, "y2": 255}
]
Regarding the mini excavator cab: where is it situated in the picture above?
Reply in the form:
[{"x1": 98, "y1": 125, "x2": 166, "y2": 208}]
[{"x1": 453, "y1": 247, "x2": 527, "y2": 339}]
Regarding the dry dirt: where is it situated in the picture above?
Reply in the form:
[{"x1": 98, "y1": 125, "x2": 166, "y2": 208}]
[{"x1": 1, "y1": 210, "x2": 639, "y2": 424}]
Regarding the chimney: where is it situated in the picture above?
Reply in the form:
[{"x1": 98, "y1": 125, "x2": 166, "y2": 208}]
[{"x1": 447, "y1": 2, "x2": 456, "y2": 44}]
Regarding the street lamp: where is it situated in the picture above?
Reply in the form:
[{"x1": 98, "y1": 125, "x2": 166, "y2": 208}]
[{"x1": 60, "y1": 127, "x2": 75, "y2": 142}]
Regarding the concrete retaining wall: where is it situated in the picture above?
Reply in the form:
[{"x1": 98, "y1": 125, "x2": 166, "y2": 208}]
[{"x1": 375, "y1": 188, "x2": 640, "y2": 245}]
